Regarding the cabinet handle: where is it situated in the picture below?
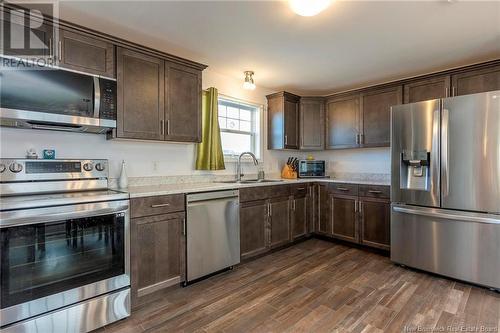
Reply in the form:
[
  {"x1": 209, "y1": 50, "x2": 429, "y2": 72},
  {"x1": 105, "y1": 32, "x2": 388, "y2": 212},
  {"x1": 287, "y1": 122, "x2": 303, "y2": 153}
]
[
  {"x1": 58, "y1": 40, "x2": 62, "y2": 61},
  {"x1": 269, "y1": 203, "x2": 272, "y2": 217},
  {"x1": 160, "y1": 120, "x2": 165, "y2": 135},
  {"x1": 452, "y1": 86, "x2": 456, "y2": 97},
  {"x1": 166, "y1": 119, "x2": 170, "y2": 135},
  {"x1": 355, "y1": 199, "x2": 359, "y2": 213},
  {"x1": 151, "y1": 203, "x2": 170, "y2": 208},
  {"x1": 359, "y1": 201, "x2": 363, "y2": 214},
  {"x1": 183, "y1": 218, "x2": 186, "y2": 236},
  {"x1": 356, "y1": 134, "x2": 359, "y2": 145},
  {"x1": 337, "y1": 187, "x2": 349, "y2": 192},
  {"x1": 284, "y1": 135, "x2": 288, "y2": 145},
  {"x1": 292, "y1": 199, "x2": 296, "y2": 211},
  {"x1": 445, "y1": 87, "x2": 449, "y2": 97},
  {"x1": 368, "y1": 190, "x2": 382, "y2": 194},
  {"x1": 360, "y1": 134, "x2": 364, "y2": 144},
  {"x1": 48, "y1": 38, "x2": 53, "y2": 59}
]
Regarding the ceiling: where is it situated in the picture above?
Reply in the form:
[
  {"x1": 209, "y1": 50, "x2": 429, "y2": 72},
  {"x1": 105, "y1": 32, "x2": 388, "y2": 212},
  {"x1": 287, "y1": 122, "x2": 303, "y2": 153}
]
[{"x1": 60, "y1": 1, "x2": 500, "y2": 95}]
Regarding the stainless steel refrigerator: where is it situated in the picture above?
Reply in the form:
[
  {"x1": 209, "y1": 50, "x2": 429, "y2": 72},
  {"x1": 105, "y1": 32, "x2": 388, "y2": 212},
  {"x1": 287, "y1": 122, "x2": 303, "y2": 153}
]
[{"x1": 390, "y1": 90, "x2": 500, "y2": 290}]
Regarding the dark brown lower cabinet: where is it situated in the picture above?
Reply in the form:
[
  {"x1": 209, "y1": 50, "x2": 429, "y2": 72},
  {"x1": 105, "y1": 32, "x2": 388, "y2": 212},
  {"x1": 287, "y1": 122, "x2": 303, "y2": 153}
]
[
  {"x1": 291, "y1": 195, "x2": 308, "y2": 240},
  {"x1": 317, "y1": 184, "x2": 332, "y2": 235},
  {"x1": 240, "y1": 200, "x2": 268, "y2": 260},
  {"x1": 269, "y1": 197, "x2": 291, "y2": 249},
  {"x1": 131, "y1": 212, "x2": 185, "y2": 308},
  {"x1": 360, "y1": 197, "x2": 391, "y2": 250},
  {"x1": 331, "y1": 194, "x2": 358, "y2": 243}
]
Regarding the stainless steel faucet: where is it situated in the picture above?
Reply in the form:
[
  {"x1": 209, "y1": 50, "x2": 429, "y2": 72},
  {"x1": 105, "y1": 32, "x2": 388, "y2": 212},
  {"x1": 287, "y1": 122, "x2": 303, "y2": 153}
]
[{"x1": 236, "y1": 152, "x2": 258, "y2": 181}]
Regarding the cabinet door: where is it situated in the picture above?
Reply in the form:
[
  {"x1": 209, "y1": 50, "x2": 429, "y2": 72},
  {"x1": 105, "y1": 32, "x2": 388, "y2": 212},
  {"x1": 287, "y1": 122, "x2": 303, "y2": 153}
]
[
  {"x1": 116, "y1": 47, "x2": 164, "y2": 140},
  {"x1": 240, "y1": 200, "x2": 268, "y2": 259},
  {"x1": 269, "y1": 197, "x2": 291, "y2": 248},
  {"x1": 284, "y1": 98, "x2": 299, "y2": 149},
  {"x1": 59, "y1": 29, "x2": 115, "y2": 77},
  {"x1": 360, "y1": 198, "x2": 390, "y2": 250},
  {"x1": 451, "y1": 64, "x2": 500, "y2": 96},
  {"x1": 2, "y1": 11, "x2": 53, "y2": 58},
  {"x1": 165, "y1": 62, "x2": 202, "y2": 142},
  {"x1": 326, "y1": 94, "x2": 360, "y2": 149},
  {"x1": 317, "y1": 184, "x2": 332, "y2": 235},
  {"x1": 131, "y1": 212, "x2": 185, "y2": 308},
  {"x1": 300, "y1": 97, "x2": 325, "y2": 150},
  {"x1": 404, "y1": 76, "x2": 450, "y2": 103},
  {"x1": 360, "y1": 85, "x2": 402, "y2": 147},
  {"x1": 331, "y1": 194, "x2": 358, "y2": 243},
  {"x1": 292, "y1": 196, "x2": 307, "y2": 240}
]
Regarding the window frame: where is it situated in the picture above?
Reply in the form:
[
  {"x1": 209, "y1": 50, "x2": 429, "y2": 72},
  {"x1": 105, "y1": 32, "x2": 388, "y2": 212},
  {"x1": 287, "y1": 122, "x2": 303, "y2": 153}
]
[{"x1": 217, "y1": 94, "x2": 263, "y2": 162}]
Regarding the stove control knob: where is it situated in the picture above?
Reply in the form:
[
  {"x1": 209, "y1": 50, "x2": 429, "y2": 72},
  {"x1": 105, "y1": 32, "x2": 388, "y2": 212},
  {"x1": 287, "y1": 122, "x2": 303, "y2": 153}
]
[
  {"x1": 95, "y1": 163, "x2": 105, "y2": 171},
  {"x1": 0, "y1": 164, "x2": 6, "y2": 173},
  {"x1": 83, "y1": 163, "x2": 94, "y2": 171},
  {"x1": 9, "y1": 162, "x2": 23, "y2": 173}
]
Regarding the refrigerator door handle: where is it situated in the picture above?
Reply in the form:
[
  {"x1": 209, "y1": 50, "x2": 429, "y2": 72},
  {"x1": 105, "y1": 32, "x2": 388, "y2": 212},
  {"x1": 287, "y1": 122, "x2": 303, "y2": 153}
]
[
  {"x1": 441, "y1": 108, "x2": 450, "y2": 197},
  {"x1": 392, "y1": 206, "x2": 500, "y2": 225}
]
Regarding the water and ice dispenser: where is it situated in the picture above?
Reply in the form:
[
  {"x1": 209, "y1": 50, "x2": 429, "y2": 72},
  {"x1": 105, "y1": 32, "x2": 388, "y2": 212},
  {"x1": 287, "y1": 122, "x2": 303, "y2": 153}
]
[{"x1": 400, "y1": 150, "x2": 431, "y2": 191}]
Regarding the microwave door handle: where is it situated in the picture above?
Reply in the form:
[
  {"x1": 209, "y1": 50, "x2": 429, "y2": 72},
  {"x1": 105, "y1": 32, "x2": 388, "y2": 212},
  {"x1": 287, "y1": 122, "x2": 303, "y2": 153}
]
[{"x1": 93, "y1": 76, "x2": 101, "y2": 118}]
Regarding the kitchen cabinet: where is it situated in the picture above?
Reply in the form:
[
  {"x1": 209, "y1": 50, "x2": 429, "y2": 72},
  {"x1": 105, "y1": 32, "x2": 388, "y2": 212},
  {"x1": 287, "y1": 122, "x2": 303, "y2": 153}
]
[
  {"x1": 299, "y1": 97, "x2": 325, "y2": 150},
  {"x1": 115, "y1": 47, "x2": 165, "y2": 140},
  {"x1": 331, "y1": 194, "x2": 358, "y2": 243},
  {"x1": 2, "y1": 11, "x2": 53, "y2": 58},
  {"x1": 269, "y1": 197, "x2": 291, "y2": 248},
  {"x1": 359, "y1": 197, "x2": 390, "y2": 250},
  {"x1": 130, "y1": 194, "x2": 186, "y2": 308},
  {"x1": 360, "y1": 85, "x2": 402, "y2": 147},
  {"x1": 326, "y1": 94, "x2": 360, "y2": 149},
  {"x1": 451, "y1": 64, "x2": 500, "y2": 96},
  {"x1": 164, "y1": 62, "x2": 202, "y2": 142},
  {"x1": 58, "y1": 28, "x2": 115, "y2": 78},
  {"x1": 404, "y1": 75, "x2": 450, "y2": 103},
  {"x1": 291, "y1": 186, "x2": 309, "y2": 240},
  {"x1": 267, "y1": 92, "x2": 300, "y2": 150},
  {"x1": 114, "y1": 47, "x2": 203, "y2": 142},
  {"x1": 316, "y1": 183, "x2": 332, "y2": 235},
  {"x1": 240, "y1": 200, "x2": 268, "y2": 260}
]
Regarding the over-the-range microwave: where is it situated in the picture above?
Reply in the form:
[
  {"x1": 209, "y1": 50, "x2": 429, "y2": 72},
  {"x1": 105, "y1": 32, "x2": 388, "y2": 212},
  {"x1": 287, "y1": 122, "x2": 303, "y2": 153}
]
[{"x1": 0, "y1": 57, "x2": 117, "y2": 133}]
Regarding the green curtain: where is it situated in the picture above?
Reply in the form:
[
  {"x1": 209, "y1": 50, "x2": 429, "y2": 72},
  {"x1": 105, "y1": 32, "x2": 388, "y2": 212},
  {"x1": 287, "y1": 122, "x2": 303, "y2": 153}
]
[{"x1": 195, "y1": 87, "x2": 226, "y2": 170}]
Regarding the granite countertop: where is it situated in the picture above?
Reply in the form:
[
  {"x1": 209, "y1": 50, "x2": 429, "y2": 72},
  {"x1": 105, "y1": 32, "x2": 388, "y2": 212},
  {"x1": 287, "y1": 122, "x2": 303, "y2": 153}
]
[{"x1": 125, "y1": 177, "x2": 390, "y2": 198}]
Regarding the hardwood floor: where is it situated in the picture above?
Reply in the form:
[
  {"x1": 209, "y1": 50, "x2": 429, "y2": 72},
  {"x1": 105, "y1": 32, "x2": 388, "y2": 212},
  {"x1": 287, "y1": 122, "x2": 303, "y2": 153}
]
[{"x1": 100, "y1": 239, "x2": 500, "y2": 333}]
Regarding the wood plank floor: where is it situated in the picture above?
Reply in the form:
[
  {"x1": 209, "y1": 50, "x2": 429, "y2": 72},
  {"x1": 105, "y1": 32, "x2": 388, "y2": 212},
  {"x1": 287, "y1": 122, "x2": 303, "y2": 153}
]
[{"x1": 100, "y1": 239, "x2": 500, "y2": 333}]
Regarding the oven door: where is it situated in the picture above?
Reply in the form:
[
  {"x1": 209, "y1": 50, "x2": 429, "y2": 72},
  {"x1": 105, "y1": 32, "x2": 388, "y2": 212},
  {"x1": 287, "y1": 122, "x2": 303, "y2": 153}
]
[{"x1": 0, "y1": 199, "x2": 130, "y2": 327}]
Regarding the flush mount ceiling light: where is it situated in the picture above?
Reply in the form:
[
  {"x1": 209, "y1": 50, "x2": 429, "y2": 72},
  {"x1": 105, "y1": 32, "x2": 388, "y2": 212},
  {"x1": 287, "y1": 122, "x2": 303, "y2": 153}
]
[
  {"x1": 243, "y1": 71, "x2": 256, "y2": 90},
  {"x1": 289, "y1": 0, "x2": 331, "y2": 17}
]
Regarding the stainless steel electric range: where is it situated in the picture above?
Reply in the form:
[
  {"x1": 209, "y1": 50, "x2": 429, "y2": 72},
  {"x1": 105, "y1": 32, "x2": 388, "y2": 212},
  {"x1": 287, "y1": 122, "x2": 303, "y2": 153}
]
[{"x1": 0, "y1": 159, "x2": 130, "y2": 333}]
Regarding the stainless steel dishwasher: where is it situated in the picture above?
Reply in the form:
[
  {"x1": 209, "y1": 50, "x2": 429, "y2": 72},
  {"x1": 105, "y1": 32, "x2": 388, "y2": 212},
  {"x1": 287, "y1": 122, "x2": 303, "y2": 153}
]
[{"x1": 186, "y1": 190, "x2": 240, "y2": 283}]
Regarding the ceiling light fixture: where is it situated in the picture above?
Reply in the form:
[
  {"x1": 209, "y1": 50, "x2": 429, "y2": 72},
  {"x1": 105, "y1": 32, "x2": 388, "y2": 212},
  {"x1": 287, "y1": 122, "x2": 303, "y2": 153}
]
[
  {"x1": 243, "y1": 71, "x2": 256, "y2": 90},
  {"x1": 289, "y1": 0, "x2": 331, "y2": 17}
]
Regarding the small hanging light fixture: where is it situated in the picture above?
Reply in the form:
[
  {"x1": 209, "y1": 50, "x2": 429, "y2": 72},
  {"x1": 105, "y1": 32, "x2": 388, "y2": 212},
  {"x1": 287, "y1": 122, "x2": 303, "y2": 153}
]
[
  {"x1": 289, "y1": 0, "x2": 331, "y2": 17},
  {"x1": 243, "y1": 71, "x2": 256, "y2": 90}
]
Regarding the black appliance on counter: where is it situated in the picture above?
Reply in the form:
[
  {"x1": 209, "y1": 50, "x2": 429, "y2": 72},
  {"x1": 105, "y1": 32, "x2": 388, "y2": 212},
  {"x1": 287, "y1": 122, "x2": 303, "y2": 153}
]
[{"x1": 298, "y1": 160, "x2": 327, "y2": 178}]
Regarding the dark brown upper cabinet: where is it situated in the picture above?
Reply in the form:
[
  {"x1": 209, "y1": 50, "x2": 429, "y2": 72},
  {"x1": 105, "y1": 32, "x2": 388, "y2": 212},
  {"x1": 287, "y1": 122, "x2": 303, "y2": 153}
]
[
  {"x1": 2, "y1": 11, "x2": 53, "y2": 58},
  {"x1": 451, "y1": 64, "x2": 500, "y2": 97},
  {"x1": 113, "y1": 47, "x2": 203, "y2": 143},
  {"x1": 360, "y1": 85, "x2": 402, "y2": 147},
  {"x1": 325, "y1": 93, "x2": 360, "y2": 149},
  {"x1": 404, "y1": 75, "x2": 450, "y2": 103},
  {"x1": 299, "y1": 97, "x2": 325, "y2": 150},
  {"x1": 267, "y1": 92, "x2": 300, "y2": 150},
  {"x1": 164, "y1": 62, "x2": 202, "y2": 142},
  {"x1": 58, "y1": 28, "x2": 115, "y2": 78},
  {"x1": 115, "y1": 47, "x2": 165, "y2": 141}
]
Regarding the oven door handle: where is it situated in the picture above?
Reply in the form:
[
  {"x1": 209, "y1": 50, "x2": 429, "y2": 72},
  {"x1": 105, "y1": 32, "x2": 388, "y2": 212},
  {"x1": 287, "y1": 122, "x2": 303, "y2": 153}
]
[{"x1": 0, "y1": 201, "x2": 129, "y2": 228}]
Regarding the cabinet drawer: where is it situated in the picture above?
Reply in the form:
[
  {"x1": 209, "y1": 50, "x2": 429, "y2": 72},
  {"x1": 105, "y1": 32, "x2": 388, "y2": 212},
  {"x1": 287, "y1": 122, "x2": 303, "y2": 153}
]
[
  {"x1": 131, "y1": 194, "x2": 185, "y2": 218},
  {"x1": 358, "y1": 185, "x2": 390, "y2": 199},
  {"x1": 291, "y1": 184, "x2": 308, "y2": 197},
  {"x1": 240, "y1": 185, "x2": 290, "y2": 202},
  {"x1": 330, "y1": 183, "x2": 358, "y2": 196}
]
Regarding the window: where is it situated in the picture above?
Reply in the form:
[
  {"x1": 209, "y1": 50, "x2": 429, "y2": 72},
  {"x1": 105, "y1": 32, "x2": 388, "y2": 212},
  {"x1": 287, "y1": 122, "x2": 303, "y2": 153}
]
[{"x1": 218, "y1": 96, "x2": 262, "y2": 160}]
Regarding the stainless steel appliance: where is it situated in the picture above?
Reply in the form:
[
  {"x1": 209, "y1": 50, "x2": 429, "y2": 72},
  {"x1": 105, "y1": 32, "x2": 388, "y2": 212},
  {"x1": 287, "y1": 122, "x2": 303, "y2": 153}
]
[
  {"x1": 298, "y1": 160, "x2": 326, "y2": 178},
  {"x1": 0, "y1": 158, "x2": 130, "y2": 332},
  {"x1": 391, "y1": 91, "x2": 500, "y2": 290},
  {"x1": 186, "y1": 190, "x2": 240, "y2": 282},
  {"x1": 0, "y1": 57, "x2": 117, "y2": 133}
]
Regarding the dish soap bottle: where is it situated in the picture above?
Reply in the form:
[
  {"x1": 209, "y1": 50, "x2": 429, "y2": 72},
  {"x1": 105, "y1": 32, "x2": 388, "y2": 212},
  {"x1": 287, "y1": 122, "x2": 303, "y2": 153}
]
[{"x1": 118, "y1": 160, "x2": 128, "y2": 189}]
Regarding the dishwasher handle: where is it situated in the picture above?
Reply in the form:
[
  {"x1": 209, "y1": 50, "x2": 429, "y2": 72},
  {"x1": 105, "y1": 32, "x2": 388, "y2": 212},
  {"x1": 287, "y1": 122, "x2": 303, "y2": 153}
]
[{"x1": 187, "y1": 190, "x2": 239, "y2": 203}]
